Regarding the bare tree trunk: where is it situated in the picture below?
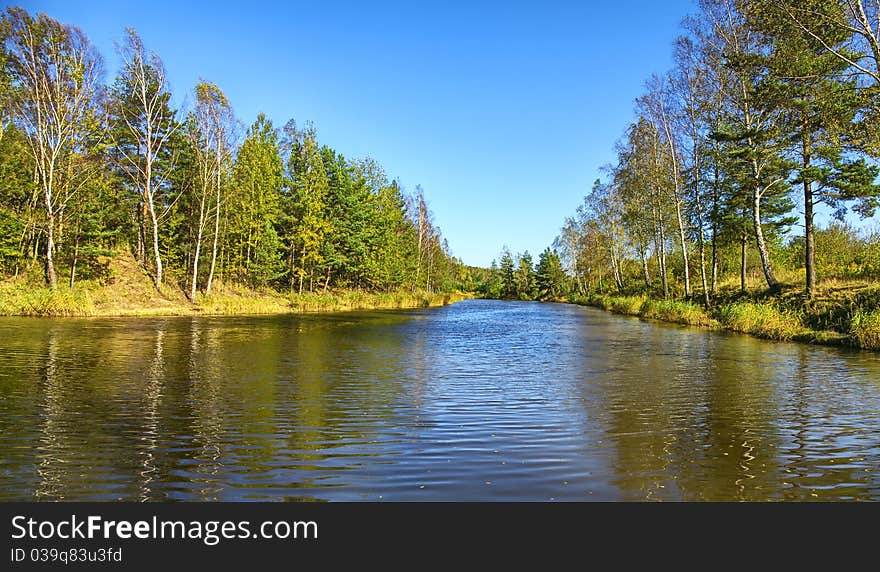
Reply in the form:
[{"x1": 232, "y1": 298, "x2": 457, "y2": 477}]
[
  {"x1": 640, "y1": 246, "x2": 651, "y2": 289},
  {"x1": 610, "y1": 252, "x2": 623, "y2": 292},
  {"x1": 137, "y1": 203, "x2": 146, "y2": 263},
  {"x1": 710, "y1": 161, "x2": 720, "y2": 295},
  {"x1": 740, "y1": 222, "x2": 748, "y2": 294},
  {"x1": 674, "y1": 200, "x2": 691, "y2": 298},
  {"x1": 190, "y1": 189, "x2": 207, "y2": 302},
  {"x1": 752, "y1": 180, "x2": 779, "y2": 291},
  {"x1": 146, "y1": 176, "x2": 163, "y2": 286},
  {"x1": 69, "y1": 234, "x2": 79, "y2": 290},
  {"x1": 44, "y1": 184, "x2": 57, "y2": 289},
  {"x1": 802, "y1": 126, "x2": 816, "y2": 298},
  {"x1": 656, "y1": 206, "x2": 669, "y2": 299},
  {"x1": 426, "y1": 241, "x2": 434, "y2": 292},
  {"x1": 693, "y1": 181, "x2": 710, "y2": 305},
  {"x1": 298, "y1": 241, "x2": 305, "y2": 294},
  {"x1": 288, "y1": 239, "x2": 296, "y2": 291},
  {"x1": 206, "y1": 170, "x2": 221, "y2": 295},
  {"x1": 804, "y1": 180, "x2": 816, "y2": 297}
]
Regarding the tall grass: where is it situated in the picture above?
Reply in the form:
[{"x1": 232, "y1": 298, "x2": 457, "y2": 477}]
[
  {"x1": 288, "y1": 290, "x2": 462, "y2": 312},
  {"x1": 716, "y1": 302, "x2": 804, "y2": 341},
  {"x1": 641, "y1": 299, "x2": 715, "y2": 327},
  {"x1": 0, "y1": 283, "x2": 95, "y2": 316},
  {"x1": 572, "y1": 292, "x2": 713, "y2": 327},
  {"x1": 0, "y1": 272, "x2": 467, "y2": 317},
  {"x1": 196, "y1": 293, "x2": 292, "y2": 315},
  {"x1": 850, "y1": 310, "x2": 880, "y2": 350}
]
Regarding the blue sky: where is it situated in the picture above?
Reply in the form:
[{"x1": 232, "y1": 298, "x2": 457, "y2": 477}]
[{"x1": 16, "y1": 0, "x2": 700, "y2": 267}]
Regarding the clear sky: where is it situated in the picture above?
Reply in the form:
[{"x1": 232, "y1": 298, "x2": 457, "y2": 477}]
[{"x1": 15, "y1": 0, "x2": 699, "y2": 267}]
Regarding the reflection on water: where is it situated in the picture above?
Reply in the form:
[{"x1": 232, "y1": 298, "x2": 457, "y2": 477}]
[{"x1": 0, "y1": 300, "x2": 878, "y2": 501}]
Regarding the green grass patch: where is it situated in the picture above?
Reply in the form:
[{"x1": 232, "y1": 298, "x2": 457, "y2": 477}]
[
  {"x1": 0, "y1": 282, "x2": 95, "y2": 316},
  {"x1": 641, "y1": 299, "x2": 714, "y2": 327},
  {"x1": 850, "y1": 310, "x2": 880, "y2": 350},
  {"x1": 288, "y1": 290, "x2": 464, "y2": 312},
  {"x1": 717, "y1": 302, "x2": 805, "y2": 341},
  {"x1": 571, "y1": 292, "x2": 712, "y2": 327}
]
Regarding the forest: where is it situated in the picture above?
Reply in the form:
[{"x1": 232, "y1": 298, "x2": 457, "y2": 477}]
[
  {"x1": 0, "y1": 6, "x2": 477, "y2": 315},
  {"x1": 480, "y1": 0, "x2": 880, "y2": 349}
]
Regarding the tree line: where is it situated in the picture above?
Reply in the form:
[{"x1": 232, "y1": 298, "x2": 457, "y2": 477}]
[
  {"x1": 555, "y1": 0, "x2": 880, "y2": 303},
  {"x1": 479, "y1": 247, "x2": 568, "y2": 301},
  {"x1": 0, "y1": 7, "x2": 467, "y2": 296}
]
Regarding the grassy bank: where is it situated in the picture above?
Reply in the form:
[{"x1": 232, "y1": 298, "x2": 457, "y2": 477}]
[
  {"x1": 0, "y1": 266, "x2": 468, "y2": 318},
  {"x1": 570, "y1": 289, "x2": 875, "y2": 350},
  {"x1": 0, "y1": 280, "x2": 466, "y2": 317}
]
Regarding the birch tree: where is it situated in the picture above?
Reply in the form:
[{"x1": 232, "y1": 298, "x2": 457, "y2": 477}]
[
  {"x1": 640, "y1": 76, "x2": 692, "y2": 297},
  {"x1": 109, "y1": 28, "x2": 177, "y2": 286},
  {"x1": 2, "y1": 7, "x2": 103, "y2": 288},
  {"x1": 704, "y1": 0, "x2": 793, "y2": 291},
  {"x1": 188, "y1": 81, "x2": 233, "y2": 300}
]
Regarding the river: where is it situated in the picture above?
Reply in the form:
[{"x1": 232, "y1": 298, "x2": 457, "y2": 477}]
[{"x1": 1, "y1": 299, "x2": 878, "y2": 501}]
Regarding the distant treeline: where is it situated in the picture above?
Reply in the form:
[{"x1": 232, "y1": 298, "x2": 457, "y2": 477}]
[
  {"x1": 0, "y1": 6, "x2": 476, "y2": 296},
  {"x1": 477, "y1": 247, "x2": 568, "y2": 301}
]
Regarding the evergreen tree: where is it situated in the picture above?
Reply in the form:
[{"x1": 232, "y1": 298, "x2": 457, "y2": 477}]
[
  {"x1": 229, "y1": 113, "x2": 284, "y2": 287},
  {"x1": 515, "y1": 251, "x2": 534, "y2": 300},
  {"x1": 499, "y1": 248, "x2": 516, "y2": 299},
  {"x1": 755, "y1": 0, "x2": 880, "y2": 296},
  {"x1": 535, "y1": 247, "x2": 566, "y2": 300},
  {"x1": 287, "y1": 126, "x2": 329, "y2": 293}
]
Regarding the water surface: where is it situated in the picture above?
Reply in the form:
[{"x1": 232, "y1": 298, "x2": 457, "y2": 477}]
[{"x1": 1, "y1": 299, "x2": 879, "y2": 501}]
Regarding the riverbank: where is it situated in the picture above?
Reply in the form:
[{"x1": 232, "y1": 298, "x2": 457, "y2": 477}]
[
  {"x1": 569, "y1": 287, "x2": 880, "y2": 351},
  {"x1": 0, "y1": 273, "x2": 468, "y2": 317}
]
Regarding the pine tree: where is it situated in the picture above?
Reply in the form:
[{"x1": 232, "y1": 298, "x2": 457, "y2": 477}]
[
  {"x1": 755, "y1": 0, "x2": 880, "y2": 297},
  {"x1": 515, "y1": 251, "x2": 534, "y2": 300},
  {"x1": 499, "y1": 248, "x2": 516, "y2": 299},
  {"x1": 287, "y1": 127, "x2": 329, "y2": 293},
  {"x1": 229, "y1": 113, "x2": 284, "y2": 286},
  {"x1": 535, "y1": 247, "x2": 566, "y2": 300}
]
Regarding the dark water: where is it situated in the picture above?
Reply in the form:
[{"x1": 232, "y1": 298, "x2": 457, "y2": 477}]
[{"x1": 1, "y1": 299, "x2": 879, "y2": 501}]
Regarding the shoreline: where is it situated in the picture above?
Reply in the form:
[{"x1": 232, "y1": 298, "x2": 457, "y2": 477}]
[
  {"x1": 565, "y1": 293, "x2": 870, "y2": 351},
  {"x1": 0, "y1": 285, "x2": 470, "y2": 318}
]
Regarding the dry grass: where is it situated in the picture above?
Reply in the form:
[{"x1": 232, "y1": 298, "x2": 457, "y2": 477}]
[{"x1": 0, "y1": 253, "x2": 469, "y2": 317}]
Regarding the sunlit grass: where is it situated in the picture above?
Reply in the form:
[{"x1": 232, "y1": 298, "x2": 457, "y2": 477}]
[
  {"x1": 850, "y1": 310, "x2": 880, "y2": 350},
  {"x1": 573, "y1": 293, "x2": 713, "y2": 327},
  {"x1": 716, "y1": 302, "x2": 804, "y2": 341},
  {"x1": 0, "y1": 282, "x2": 95, "y2": 316},
  {"x1": 0, "y1": 272, "x2": 468, "y2": 317},
  {"x1": 641, "y1": 299, "x2": 714, "y2": 327}
]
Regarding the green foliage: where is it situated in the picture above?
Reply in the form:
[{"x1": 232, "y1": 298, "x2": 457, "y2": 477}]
[
  {"x1": 228, "y1": 114, "x2": 285, "y2": 286},
  {"x1": 850, "y1": 310, "x2": 880, "y2": 350},
  {"x1": 0, "y1": 7, "x2": 468, "y2": 301},
  {"x1": 535, "y1": 247, "x2": 567, "y2": 300},
  {"x1": 498, "y1": 248, "x2": 516, "y2": 299},
  {"x1": 514, "y1": 251, "x2": 534, "y2": 300}
]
